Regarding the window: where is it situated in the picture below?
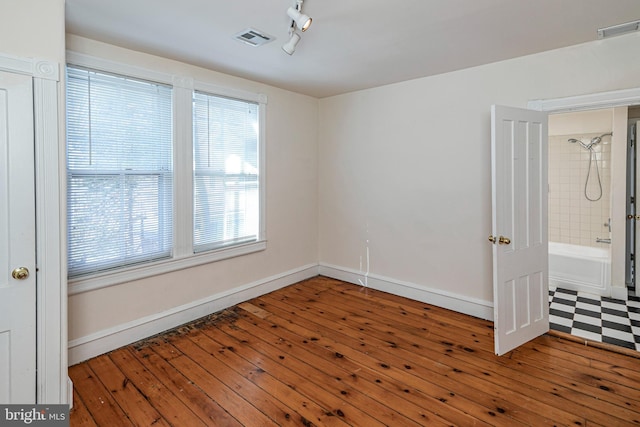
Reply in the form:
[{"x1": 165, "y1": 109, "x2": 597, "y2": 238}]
[
  {"x1": 66, "y1": 66, "x2": 173, "y2": 277},
  {"x1": 193, "y1": 92, "x2": 260, "y2": 252},
  {"x1": 65, "y1": 59, "x2": 266, "y2": 288}
]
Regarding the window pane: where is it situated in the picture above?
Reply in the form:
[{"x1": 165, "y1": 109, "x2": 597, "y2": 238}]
[
  {"x1": 193, "y1": 92, "x2": 259, "y2": 252},
  {"x1": 66, "y1": 66, "x2": 173, "y2": 277}
]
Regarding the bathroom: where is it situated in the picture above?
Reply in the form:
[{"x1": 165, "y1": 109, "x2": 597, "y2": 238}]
[{"x1": 548, "y1": 106, "x2": 640, "y2": 299}]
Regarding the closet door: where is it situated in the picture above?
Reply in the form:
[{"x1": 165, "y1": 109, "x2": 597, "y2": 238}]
[{"x1": 0, "y1": 70, "x2": 36, "y2": 403}]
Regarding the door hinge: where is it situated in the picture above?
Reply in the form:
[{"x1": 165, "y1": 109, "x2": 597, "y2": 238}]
[{"x1": 631, "y1": 253, "x2": 635, "y2": 262}]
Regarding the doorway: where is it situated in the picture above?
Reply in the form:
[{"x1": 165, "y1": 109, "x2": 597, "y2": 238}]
[
  {"x1": 547, "y1": 108, "x2": 615, "y2": 297},
  {"x1": 546, "y1": 106, "x2": 640, "y2": 351}
]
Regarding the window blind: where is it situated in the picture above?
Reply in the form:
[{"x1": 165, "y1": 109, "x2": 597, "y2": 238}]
[
  {"x1": 66, "y1": 66, "x2": 173, "y2": 277},
  {"x1": 193, "y1": 92, "x2": 259, "y2": 252}
]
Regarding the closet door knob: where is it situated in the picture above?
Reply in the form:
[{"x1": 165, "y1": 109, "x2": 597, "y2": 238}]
[
  {"x1": 498, "y1": 236, "x2": 511, "y2": 245},
  {"x1": 11, "y1": 267, "x2": 29, "y2": 280}
]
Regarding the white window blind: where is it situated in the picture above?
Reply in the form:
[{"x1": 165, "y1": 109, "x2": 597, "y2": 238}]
[
  {"x1": 193, "y1": 92, "x2": 260, "y2": 252},
  {"x1": 66, "y1": 66, "x2": 173, "y2": 277}
]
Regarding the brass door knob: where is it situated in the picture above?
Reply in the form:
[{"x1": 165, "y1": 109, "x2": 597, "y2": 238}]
[
  {"x1": 488, "y1": 235, "x2": 497, "y2": 244},
  {"x1": 11, "y1": 267, "x2": 29, "y2": 280},
  {"x1": 498, "y1": 236, "x2": 511, "y2": 245}
]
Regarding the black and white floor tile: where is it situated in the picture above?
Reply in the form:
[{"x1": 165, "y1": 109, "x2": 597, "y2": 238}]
[{"x1": 549, "y1": 286, "x2": 640, "y2": 351}]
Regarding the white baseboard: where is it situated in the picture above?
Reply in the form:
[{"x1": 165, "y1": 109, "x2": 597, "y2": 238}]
[
  {"x1": 67, "y1": 378, "x2": 73, "y2": 409},
  {"x1": 68, "y1": 263, "x2": 496, "y2": 365},
  {"x1": 611, "y1": 286, "x2": 629, "y2": 301},
  {"x1": 318, "y1": 263, "x2": 494, "y2": 321},
  {"x1": 68, "y1": 264, "x2": 319, "y2": 365}
]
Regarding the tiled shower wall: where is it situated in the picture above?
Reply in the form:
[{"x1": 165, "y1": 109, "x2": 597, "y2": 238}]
[{"x1": 548, "y1": 133, "x2": 612, "y2": 248}]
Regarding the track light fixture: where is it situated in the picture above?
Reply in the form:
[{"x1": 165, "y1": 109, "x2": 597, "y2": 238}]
[
  {"x1": 287, "y1": 6, "x2": 312, "y2": 32},
  {"x1": 282, "y1": 0, "x2": 312, "y2": 55},
  {"x1": 282, "y1": 32, "x2": 301, "y2": 55}
]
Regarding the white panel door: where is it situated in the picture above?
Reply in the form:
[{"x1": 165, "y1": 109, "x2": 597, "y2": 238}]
[
  {"x1": 636, "y1": 120, "x2": 640, "y2": 298},
  {"x1": 0, "y1": 71, "x2": 36, "y2": 402},
  {"x1": 491, "y1": 105, "x2": 549, "y2": 356}
]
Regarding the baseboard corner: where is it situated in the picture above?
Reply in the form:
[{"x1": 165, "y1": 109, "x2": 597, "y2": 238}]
[
  {"x1": 318, "y1": 263, "x2": 494, "y2": 321},
  {"x1": 611, "y1": 286, "x2": 629, "y2": 301}
]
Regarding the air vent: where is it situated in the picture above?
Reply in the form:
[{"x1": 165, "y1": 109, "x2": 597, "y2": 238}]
[
  {"x1": 233, "y1": 28, "x2": 275, "y2": 47},
  {"x1": 597, "y1": 20, "x2": 640, "y2": 39}
]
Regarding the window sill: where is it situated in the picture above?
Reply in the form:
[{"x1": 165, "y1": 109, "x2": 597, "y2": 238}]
[{"x1": 68, "y1": 240, "x2": 267, "y2": 295}]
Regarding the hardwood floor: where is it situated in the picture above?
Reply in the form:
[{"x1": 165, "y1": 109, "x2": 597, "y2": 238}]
[{"x1": 69, "y1": 276, "x2": 640, "y2": 426}]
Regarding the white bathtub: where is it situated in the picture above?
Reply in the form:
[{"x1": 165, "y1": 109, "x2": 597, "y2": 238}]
[{"x1": 548, "y1": 242, "x2": 611, "y2": 296}]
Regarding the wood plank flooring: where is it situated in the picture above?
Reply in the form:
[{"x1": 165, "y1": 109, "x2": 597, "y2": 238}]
[{"x1": 69, "y1": 276, "x2": 640, "y2": 426}]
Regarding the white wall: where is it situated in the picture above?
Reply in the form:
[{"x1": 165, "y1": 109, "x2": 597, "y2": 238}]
[
  {"x1": 66, "y1": 36, "x2": 319, "y2": 362},
  {"x1": 318, "y1": 33, "x2": 640, "y2": 313},
  {"x1": 0, "y1": 0, "x2": 65, "y2": 60},
  {"x1": 548, "y1": 109, "x2": 613, "y2": 135}
]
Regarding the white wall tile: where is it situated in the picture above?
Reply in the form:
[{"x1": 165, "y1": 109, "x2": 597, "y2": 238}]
[{"x1": 548, "y1": 129, "x2": 613, "y2": 248}]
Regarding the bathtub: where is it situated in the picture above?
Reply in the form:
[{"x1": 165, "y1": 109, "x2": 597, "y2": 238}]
[{"x1": 548, "y1": 242, "x2": 611, "y2": 296}]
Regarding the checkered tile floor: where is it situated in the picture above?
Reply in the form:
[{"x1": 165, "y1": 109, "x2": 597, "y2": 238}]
[{"x1": 549, "y1": 287, "x2": 640, "y2": 351}]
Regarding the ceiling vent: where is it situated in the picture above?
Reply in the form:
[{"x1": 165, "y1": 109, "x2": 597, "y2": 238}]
[{"x1": 233, "y1": 28, "x2": 275, "y2": 47}]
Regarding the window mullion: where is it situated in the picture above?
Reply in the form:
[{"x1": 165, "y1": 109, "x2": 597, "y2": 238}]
[{"x1": 172, "y1": 78, "x2": 194, "y2": 258}]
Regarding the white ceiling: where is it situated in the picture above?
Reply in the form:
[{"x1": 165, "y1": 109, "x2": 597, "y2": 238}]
[{"x1": 65, "y1": 0, "x2": 640, "y2": 98}]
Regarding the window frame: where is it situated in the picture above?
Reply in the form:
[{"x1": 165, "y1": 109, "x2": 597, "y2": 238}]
[
  {"x1": 192, "y1": 89, "x2": 262, "y2": 254},
  {"x1": 66, "y1": 52, "x2": 267, "y2": 295},
  {"x1": 66, "y1": 65, "x2": 175, "y2": 277}
]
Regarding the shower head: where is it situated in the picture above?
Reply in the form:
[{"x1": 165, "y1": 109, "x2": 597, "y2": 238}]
[
  {"x1": 569, "y1": 133, "x2": 612, "y2": 150},
  {"x1": 590, "y1": 132, "x2": 613, "y2": 145},
  {"x1": 568, "y1": 138, "x2": 590, "y2": 149}
]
